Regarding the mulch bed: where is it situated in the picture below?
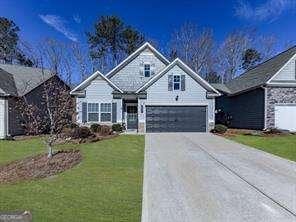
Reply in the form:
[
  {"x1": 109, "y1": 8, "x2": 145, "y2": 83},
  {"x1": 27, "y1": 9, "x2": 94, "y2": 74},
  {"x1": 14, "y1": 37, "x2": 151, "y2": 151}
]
[
  {"x1": 220, "y1": 128, "x2": 294, "y2": 138},
  {"x1": 55, "y1": 132, "x2": 119, "y2": 145},
  {"x1": 0, "y1": 149, "x2": 82, "y2": 184}
]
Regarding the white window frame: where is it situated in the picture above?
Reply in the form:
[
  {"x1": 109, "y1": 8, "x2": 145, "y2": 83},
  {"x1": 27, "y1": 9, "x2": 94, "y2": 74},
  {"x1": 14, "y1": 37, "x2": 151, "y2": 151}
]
[
  {"x1": 144, "y1": 63, "x2": 151, "y2": 77},
  {"x1": 173, "y1": 75, "x2": 181, "y2": 91},
  {"x1": 100, "y1": 103, "x2": 112, "y2": 122},
  {"x1": 87, "y1": 103, "x2": 99, "y2": 122}
]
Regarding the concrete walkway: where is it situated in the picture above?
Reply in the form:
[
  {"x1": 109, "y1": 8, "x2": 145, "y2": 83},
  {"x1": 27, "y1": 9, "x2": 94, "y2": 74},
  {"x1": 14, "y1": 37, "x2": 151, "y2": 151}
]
[{"x1": 141, "y1": 133, "x2": 296, "y2": 222}]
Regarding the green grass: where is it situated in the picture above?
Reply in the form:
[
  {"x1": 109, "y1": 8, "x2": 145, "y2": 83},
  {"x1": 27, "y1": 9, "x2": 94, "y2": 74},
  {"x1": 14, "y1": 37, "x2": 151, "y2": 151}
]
[
  {"x1": 229, "y1": 134, "x2": 296, "y2": 162},
  {"x1": 0, "y1": 135, "x2": 144, "y2": 222}
]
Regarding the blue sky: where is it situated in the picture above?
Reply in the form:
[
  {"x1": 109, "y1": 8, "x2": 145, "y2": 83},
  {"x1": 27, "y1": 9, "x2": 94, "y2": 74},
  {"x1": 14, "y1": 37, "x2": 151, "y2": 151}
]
[{"x1": 1, "y1": 0, "x2": 295, "y2": 51}]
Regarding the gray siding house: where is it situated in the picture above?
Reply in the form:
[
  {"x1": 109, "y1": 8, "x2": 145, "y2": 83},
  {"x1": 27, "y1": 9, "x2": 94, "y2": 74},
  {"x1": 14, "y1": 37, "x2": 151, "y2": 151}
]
[
  {"x1": 213, "y1": 46, "x2": 296, "y2": 131},
  {"x1": 0, "y1": 64, "x2": 69, "y2": 139},
  {"x1": 71, "y1": 42, "x2": 220, "y2": 133}
]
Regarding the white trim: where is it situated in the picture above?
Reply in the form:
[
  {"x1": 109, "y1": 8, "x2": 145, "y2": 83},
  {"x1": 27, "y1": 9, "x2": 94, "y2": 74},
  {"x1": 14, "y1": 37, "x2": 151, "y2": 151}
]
[
  {"x1": 136, "y1": 58, "x2": 221, "y2": 95},
  {"x1": 100, "y1": 102, "x2": 112, "y2": 122},
  {"x1": 266, "y1": 53, "x2": 296, "y2": 84},
  {"x1": 144, "y1": 62, "x2": 151, "y2": 78},
  {"x1": 70, "y1": 71, "x2": 123, "y2": 94},
  {"x1": 87, "y1": 102, "x2": 99, "y2": 122},
  {"x1": 173, "y1": 74, "x2": 181, "y2": 91},
  {"x1": 274, "y1": 103, "x2": 296, "y2": 106},
  {"x1": 266, "y1": 82, "x2": 296, "y2": 87},
  {"x1": 106, "y1": 42, "x2": 170, "y2": 78}
]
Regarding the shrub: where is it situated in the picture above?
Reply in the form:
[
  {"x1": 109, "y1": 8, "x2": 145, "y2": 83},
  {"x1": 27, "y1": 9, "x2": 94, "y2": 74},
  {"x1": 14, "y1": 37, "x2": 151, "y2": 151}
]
[
  {"x1": 61, "y1": 127, "x2": 74, "y2": 138},
  {"x1": 90, "y1": 123, "x2": 101, "y2": 133},
  {"x1": 73, "y1": 126, "x2": 92, "y2": 139},
  {"x1": 264, "y1": 128, "x2": 290, "y2": 135},
  {"x1": 100, "y1": 125, "x2": 112, "y2": 136},
  {"x1": 211, "y1": 124, "x2": 227, "y2": 134},
  {"x1": 112, "y1": 124, "x2": 123, "y2": 132},
  {"x1": 65, "y1": 123, "x2": 79, "y2": 129}
]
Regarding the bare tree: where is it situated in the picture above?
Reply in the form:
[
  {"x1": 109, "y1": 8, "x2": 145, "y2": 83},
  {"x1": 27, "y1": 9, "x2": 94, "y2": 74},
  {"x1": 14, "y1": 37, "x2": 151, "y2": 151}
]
[
  {"x1": 218, "y1": 29, "x2": 251, "y2": 82},
  {"x1": 15, "y1": 39, "x2": 74, "y2": 158},
  {"x1": 257, "y1": 35, "x2": 277, "y2": 61},
  {"x1": 41, "y1": 71, "x2": 73, "y2": 157},
  {"x1": 71, "y1": 42, "x2": 93, "y2": 81},
  {"x1": 169, "y1": 22, "x2": 197, "y2": 65},
  {"x1": 37, "y1": 41, "x2": 74, "y2": 157},
  {"x1": 169, "y1": 23, "x2": 214, "y2": 78}
]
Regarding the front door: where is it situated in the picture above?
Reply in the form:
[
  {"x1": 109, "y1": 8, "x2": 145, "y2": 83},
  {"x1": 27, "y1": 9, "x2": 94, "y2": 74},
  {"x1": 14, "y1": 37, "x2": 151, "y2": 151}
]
[{"x1": 127, "y1": 105, "x2": 138, "y2": 130}]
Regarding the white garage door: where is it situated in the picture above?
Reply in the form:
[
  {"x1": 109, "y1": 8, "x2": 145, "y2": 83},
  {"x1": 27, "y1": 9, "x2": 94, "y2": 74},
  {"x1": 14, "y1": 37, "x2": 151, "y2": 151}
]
[
  {"x1": 0, "y1": 98, "x2": 5, "y2": 139},
  {"x1": 275, "y1": 105, "x2": 296, "y2": 131}
]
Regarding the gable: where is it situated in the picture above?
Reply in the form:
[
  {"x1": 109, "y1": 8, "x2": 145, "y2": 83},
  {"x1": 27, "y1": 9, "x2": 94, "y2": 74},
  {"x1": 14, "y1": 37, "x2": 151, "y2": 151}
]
[
  {"x1": 224, "y1": 46, "x2": 296, "y2": 95},
  {"x1": 137, "y1": 59, "x2": 220, "y2": 95},
  {"x1": 270, "y1": 54, "x2": 296, "y2": 82},
  {"x1": 147, "y1": 65, "x2": 208, "y2": 99},
  {"x1": 70, "y1": 71, "x2": 123, "y2": 95},
  {"x1": 84, "y1": 76, "x2": 114, "y2": 99},
  {"x1": 109, "y1": 47, "x2": 167, "y2": 92}
]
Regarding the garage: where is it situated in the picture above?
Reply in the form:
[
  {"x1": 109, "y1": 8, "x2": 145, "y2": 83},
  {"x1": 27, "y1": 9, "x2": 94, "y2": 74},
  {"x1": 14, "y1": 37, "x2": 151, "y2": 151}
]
[
  {"x1": 146, "y1": 106, "x2": 207, "y2": 132},
  {"x1": 275, "y1": 105, "x2": 296, "y2": 131}
]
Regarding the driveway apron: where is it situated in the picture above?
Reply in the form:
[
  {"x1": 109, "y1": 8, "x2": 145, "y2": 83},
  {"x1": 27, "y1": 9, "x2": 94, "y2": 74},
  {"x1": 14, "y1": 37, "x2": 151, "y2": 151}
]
[{"x1": 141, "y1": 133, "x2": 296, "y2": 222}]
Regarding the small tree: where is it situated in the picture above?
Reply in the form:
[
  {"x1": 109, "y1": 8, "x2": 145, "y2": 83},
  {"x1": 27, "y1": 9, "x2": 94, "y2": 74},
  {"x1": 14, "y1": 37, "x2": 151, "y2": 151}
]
[{"x1": 41, "y1": 74, "x2": 73, "y2": 157}]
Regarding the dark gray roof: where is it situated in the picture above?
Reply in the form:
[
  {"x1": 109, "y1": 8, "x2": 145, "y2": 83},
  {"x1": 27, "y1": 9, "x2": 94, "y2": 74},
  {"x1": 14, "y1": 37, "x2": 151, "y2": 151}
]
[
  {"x1": 214, "y1": 46, "x2": 296, "y2": 95},
  {"x1": 0, "y1": 69, "x2": 18, "y2": 96},
  {"x1": 0, "y1": 64, "x2": 54, "y2": 96},
  {"x1": 210, "y1": 83, "x2": 231, "y2": 94}
]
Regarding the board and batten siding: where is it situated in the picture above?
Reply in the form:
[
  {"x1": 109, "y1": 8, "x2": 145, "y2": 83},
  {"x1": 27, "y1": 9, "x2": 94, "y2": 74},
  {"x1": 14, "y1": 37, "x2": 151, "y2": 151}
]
[
  {"x1": 110, "y1": 48, "x2": 167, "y2": 92},
  {"x1": 216, "y1": 88, "x2": 265, "y2": 130},
  {"x1": 0, "y1": 98, "x2": 7, "y2": 139},
  {"x1": 141, "y1": 65, "x2": 215, "y2": 127},
  {"x1": 76, "y1": 76, "x2": 122, "y2": 124},
  {"x1": 272, "y1": 56, "x2": 296, "y2": 81}
]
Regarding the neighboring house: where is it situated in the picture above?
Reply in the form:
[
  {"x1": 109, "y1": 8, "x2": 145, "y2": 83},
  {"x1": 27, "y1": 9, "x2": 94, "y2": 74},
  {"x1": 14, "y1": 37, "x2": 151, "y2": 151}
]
[
  {"x1": 213, "y1": 45, "x2": 296, "y2": 131},
  {"x1": 70, "y1": 42, "x2": 220, "y2": 133},
  {"x1": 0, "y1": 64, "x2": 69, "y2": 139}
]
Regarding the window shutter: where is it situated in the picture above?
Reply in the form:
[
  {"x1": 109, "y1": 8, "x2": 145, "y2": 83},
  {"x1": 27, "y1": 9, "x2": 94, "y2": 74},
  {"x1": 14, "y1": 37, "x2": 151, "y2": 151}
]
[
  {"x1": 151, "y1": 63, "x2": 155, "y2": 75},
  {"x1": 112, "y1": 102, "x2": 117, "y2": 123},
  {"x1": 82, "y1": 102, "x2": 87, "y2": 123},
  {"x1": 168, "y1": 75, "x2": 173, "y2": 91},
  {"x1": 181, "y1": 75, "x2": 185, "y2": 91},
  {"x1": 139, "y1": 62, "x2": 144, "y2": 76}
]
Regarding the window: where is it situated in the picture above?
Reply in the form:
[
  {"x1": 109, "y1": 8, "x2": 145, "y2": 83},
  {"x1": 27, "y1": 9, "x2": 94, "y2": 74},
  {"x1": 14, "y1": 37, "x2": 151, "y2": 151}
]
[
  {"x1": 88, "y1": 103, "x2": 99, "y2": 122},
  {"x1": 173, "y1": 75, "x2": 180, "y2": 90},
  {"x1": 100, "y1": 103, "x2": 111, "y2": 122},
  {"x1": 144, "y1": 64, "x2": 151, "y2": 77}
]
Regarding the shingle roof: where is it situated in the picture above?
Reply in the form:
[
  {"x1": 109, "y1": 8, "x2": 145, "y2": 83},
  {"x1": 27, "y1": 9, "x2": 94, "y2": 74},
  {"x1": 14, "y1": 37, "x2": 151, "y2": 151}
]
[
  {"x1": 0, "y1": 69, "x2": 18, "y2": 96},
  {"x1": 214, "y1": 45, "x2": 296, "y2": 95},
  {"x1": 0, "y1": 64, "x2": 54, "y2": 96},
  {"x1": 210, "y1": 83, "x2": 231, "y2": 94}
]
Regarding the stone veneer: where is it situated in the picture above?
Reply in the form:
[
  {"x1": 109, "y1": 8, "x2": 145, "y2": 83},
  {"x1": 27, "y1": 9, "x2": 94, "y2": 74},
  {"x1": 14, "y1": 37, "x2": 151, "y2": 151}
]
[
  {"x1": 138, "y1": 122, "x2": 145, "y2": 133},
  {"x1": 266, "y1": 87, "x2": 296, "y2": 128}
]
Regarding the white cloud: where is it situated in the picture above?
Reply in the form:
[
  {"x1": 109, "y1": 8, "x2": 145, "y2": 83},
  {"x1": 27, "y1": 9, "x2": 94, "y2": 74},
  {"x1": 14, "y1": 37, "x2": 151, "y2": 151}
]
[
  {"x1": 39, "y1": 14, "x2": 78, "y2": 42},
  {"x1": 73, "y1": 14, "x2": 81, "y2": 24},
  {"x1": 235, "y1": 0, "x2": 296, "y2": 22}
]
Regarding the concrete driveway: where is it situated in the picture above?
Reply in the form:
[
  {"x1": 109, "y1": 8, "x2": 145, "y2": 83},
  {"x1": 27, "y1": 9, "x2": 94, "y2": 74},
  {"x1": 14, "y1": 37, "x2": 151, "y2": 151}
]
[{"x1": 141, "y1": 133, "x2": 296, "y2": 222}]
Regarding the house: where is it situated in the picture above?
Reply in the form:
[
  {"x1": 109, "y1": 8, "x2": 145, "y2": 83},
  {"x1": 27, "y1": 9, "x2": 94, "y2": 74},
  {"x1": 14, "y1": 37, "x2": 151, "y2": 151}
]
[
  {"x1": 213, "y1": 45, "x2": 296, "y2": 131},
  {"x1": 0, "y1": 64, "x2": 70, "y2": 139},
  {"x1": 70, "y1": 42, "x2": 220, "y2": 133}
]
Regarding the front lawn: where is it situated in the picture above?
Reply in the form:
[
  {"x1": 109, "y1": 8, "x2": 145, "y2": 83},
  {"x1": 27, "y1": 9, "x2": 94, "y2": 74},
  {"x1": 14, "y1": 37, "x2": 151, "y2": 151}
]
[
  {"x1": 229, "y1": 134, "x2": 296, "y2": 162},
  {"x1": 0, "y1": 135, "x2": 144, "y2": 221}
]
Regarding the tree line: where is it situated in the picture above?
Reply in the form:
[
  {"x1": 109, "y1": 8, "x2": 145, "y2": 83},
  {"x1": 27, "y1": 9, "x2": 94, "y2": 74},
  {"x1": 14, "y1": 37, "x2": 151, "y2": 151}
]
[{"x1": 0, "y1": 15, "x2": 292, "y2": 85}]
